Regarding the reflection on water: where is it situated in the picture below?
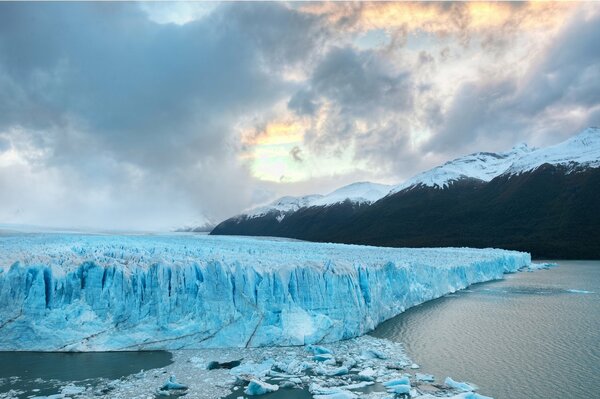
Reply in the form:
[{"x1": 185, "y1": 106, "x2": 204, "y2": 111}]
[
  {"x1": 371, "y1": 261, "x2": 600, "y2": 399},
  {"x1": 0, "y1": 351, "x2": 172, "y2": 398}
]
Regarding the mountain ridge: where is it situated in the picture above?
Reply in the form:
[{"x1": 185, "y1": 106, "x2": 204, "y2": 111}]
[{"x1": 211, "y1": 128, "x2": 600, "y2": 259}]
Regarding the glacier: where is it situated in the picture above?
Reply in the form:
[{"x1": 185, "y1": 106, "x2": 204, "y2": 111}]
[{"x1": 0, "y1": 233, "x2": 530, "y2": 351}]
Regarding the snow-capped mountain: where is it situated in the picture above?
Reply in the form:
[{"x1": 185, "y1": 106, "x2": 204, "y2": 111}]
[
  {"x1": 505, "y1": 127, "x2": 600, "y2": 174},
  {"x1": 311, "y1": 182, "x2": 392, "y2": 206},
  {"x1": 245, "y1": 182, "x2": 391, "y2": 219},
  {"x1": 389, "y1": 143, "x2": 534, "y2": 193},
  {"x1": 212, "y1": 128, "x2": 600, "y2": 258},
  {"x1": 230, "y1": 127, "x2": 600, "y2": 220}
]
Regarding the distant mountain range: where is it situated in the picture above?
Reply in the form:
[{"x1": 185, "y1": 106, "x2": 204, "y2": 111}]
[{"x1": 211, "y1": 127, "x2": 600, "y2": 259}]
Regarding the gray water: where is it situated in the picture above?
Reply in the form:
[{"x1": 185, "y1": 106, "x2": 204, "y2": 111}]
[
  {"x1": 0, "y1": 351, "x2": 172, "y2": 398},
  {"x1": 372, "y1": 260, "x2": 600, "y2": 399}
]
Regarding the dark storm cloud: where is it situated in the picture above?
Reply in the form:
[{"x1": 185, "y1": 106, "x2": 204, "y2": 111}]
[
  {"x1": 289, "y1": 46, "x2": 414, "y2": 160},
  {"x1": 0, "y1": 2, "x2": 326, "y2": 228},
  {"x1": 306, "y1": 47, "x2": 412, "y2": 118}
]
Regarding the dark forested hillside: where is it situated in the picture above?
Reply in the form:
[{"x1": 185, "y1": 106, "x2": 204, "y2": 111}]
[{"x1": 211, "y1": 165, "x2": 600, "y2": 259}]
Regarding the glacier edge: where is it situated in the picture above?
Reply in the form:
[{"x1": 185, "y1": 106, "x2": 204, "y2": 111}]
[{"x1": 0, "y1": 234, "x2": 530, "y2": 351}]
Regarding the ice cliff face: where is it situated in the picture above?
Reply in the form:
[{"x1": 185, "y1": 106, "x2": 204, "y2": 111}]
[{"x1": 0, "y1": 233, "x2": 530, "y2": 351}]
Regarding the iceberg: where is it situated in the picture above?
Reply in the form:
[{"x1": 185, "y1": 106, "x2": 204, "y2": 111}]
[
  {"x1": 244, "y1": 379, "x2": 278, "y2": 395},
  {"x1": 0, "y1": 233, "x2": 530, "y2": 351},
  {"x1": 445, "y1": 377, "x2": 478, "y2": 392}
]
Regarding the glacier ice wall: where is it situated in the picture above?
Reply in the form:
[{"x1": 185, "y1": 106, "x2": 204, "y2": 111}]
[{"x1": 0, "y1": 234, "x2": 530, "y2": 351}]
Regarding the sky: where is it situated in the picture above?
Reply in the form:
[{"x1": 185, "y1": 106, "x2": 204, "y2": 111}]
[{"x1": 0, "y1": 1, "x2": 599, "y2": 231}]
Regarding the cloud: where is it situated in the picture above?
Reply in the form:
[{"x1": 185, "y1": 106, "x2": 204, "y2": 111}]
[
  {"x1": 424, "y1": 5, "x2": 600, "y2": 154},
  {"x1": 0, "y1": 2, "x2": 326, "y2": 229},
  {"x1": 288, "y1": 46, "x2": 414, "y2": 169},
  {"x1": 302, "y1": 2, "x2": 576, "y2": 42},
  {"x1": 0, "y1": 2, "x2": 598, "y2": 228},
  {"x1": 290, "y1": 146, "x2": 303, "y2": 163}
]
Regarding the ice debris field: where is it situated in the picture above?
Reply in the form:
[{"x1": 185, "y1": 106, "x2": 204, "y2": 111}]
[
  {"x1": 0, "y1": 335, "x2": 493, "y2": 399},
  {"x1": 0, "y1": 233, "x2": 530, "y2": 351}
]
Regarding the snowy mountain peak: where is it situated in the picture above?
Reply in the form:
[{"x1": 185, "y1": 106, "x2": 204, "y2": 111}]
[
  {"x1": 506, "y1": 127, "x2": 600, "y2": 175},
  {"x1": 311, "y1": 182, "x2": 392, "y2": 207},
  {"x1": 235, "y1": 127, "x2": 599, "y2": 220},
  {"x1": 246, "y1": 194, "x2": 323, "y2": 218},
  {"x1": 390, "y1": 143, "x2": 534, "y2": 193},
  {"x1": 244, "y1": 182, "x2": 391, "y2": 219}
]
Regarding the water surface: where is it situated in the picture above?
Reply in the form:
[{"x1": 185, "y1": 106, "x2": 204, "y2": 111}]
[
  {"x1": 0, "y1": 351, "x2": 172, "y2": 398},
  {"x1": 371, "y1": 261, "x2": 600, "y2": 399}
]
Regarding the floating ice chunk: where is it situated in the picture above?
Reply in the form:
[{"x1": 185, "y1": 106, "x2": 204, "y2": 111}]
[
  {"x1": 358, "y1": 367, "x2": 376, "y2": 378},
  {"x1": 383, "y1": 376, "x2": 411, "y2": 387},
  {"x1": 339, "y1": 381, "x2": 374, "y2": 390},
  {"x1": 410, "y1": 363, "x2": 420, "y2": 369},
  {"x1": 244, "y1": 379, "x2": 279, "y2": 395},
  {"x1": 160, "y1": 375, "x2": 188, "y2": 391},
  {"x1": 361, "y1": 349, "x2": 387, "y2": 359},
  {"x1": 314, "y1": 353, "x2": 335, "y2": 362},
  {"x1": 567, "y1": 289, "x2": 594, "y2": 294},
  {"x1": 415, "y1": 373, "x2": 435, "y2": 382},
  {"x1": 310, "y1": 384, "x2": 358, "y2": 399},
  {"x1": 315, "y1": 366, "x2": 349, "y2": 376},
  {"x1": 343, "y1": 358, "x2": 358, "y2": 370},
  {"x1": 61, "y1": 385, "x2": 85, "y2": 395},
  {"x1": 445, "y1": 377, "x2": 477, "y2": 392},
  {"x1": 231, "y1": 360, "x2": 274, "y2": 378},
  {"x1": 388, "y1": 384, "x2": 411, "y2": 394},
  {"x1": 307, "y1": 345, "x2": 333, "y2": 355}
]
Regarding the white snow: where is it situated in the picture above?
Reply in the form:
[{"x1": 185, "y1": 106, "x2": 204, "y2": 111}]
[
  {"x1": 311, "y1": 182, "x2": 392, "y2": 206},
  {"x1": 390, "y1": 143, "x2": 533, "y2": 193},
  {"x1": 0, "y1": 233, "x2": 530, "y2": 351},
  {"x1": 392, "y1": 127, "x2": 600, "y2": 193},
  {"x1": 505, "y1": 127, "x2": 600, "y2": 175},
  {"x1": 242, "y1": 182, "x2": 391, "y2": 219},
  {"x1": 245, "y1": 194, "x2": 324, "y2": 218}
]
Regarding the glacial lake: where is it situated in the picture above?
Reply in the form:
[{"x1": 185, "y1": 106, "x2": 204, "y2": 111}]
[{"x1": 372, "y1": 260, "x2": 600, "y2": 399}]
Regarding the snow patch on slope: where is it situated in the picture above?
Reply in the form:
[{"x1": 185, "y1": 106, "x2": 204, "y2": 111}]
[
  {"x1": 246, "y1": 195, "x2": 323, "y2": 218},
  {"x1": 505, "y1": 127, "x2": 600, "y2": 174},
  {"x1": 390, "y1": 144, "x2": 534, "y2": 193},
  {"x1": 245, "y1": 182, "x2": 390, "y2": 219},
  {"x1": 0, "y1": 233, "x2": 530, "y2": 351},
  {"x1": 311, "y1": 182, "x2": 392, "y2": 206}
]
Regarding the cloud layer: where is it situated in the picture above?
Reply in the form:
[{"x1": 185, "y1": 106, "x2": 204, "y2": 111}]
[{"x1": 0, "y1": 2, "x2": 598, "y2": 229}]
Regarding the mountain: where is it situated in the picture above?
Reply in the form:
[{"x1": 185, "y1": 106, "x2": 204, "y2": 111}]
[
  {"x1": 389, "y1": 143, "x2": 534, "y2": 192},
  {"x1": 211, "y1": 127, "x2": 600, "y2": 259},
  {"x1": 174, "y1": 217, "x2": 216, "y2": 233},
  {"x1": 239, "y1": 182, "x2": 391, "y2": 222}
]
